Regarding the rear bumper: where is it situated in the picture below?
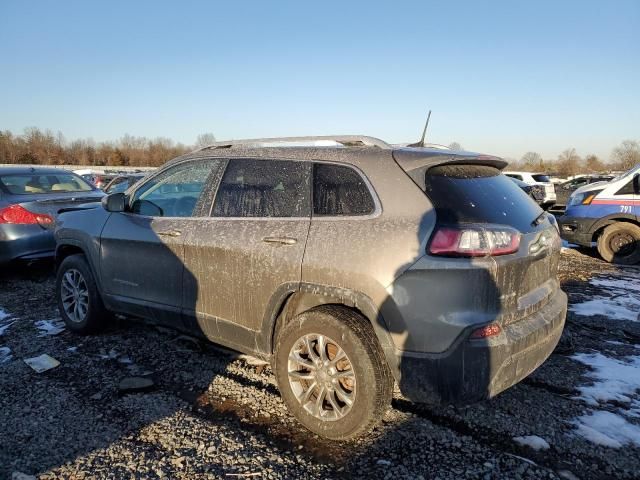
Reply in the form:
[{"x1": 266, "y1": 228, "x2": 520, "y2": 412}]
[
  {"x1": 0, "y1": 225, "x2": 55, "y2": 264},
  {"x1": 558, "y1": 215, "x2": 597, "y2": 246},
  {"x1": 395, "y1": 287, "x2": 567, "y2": 404}
]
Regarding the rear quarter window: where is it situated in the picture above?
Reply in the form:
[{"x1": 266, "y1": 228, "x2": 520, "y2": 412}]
[
  {"x1": 313, "y1": 163, "x2": 375, "y2": 216},
  {"x1": 424, "y1": 165, "x2": 543, "y2": 233}
]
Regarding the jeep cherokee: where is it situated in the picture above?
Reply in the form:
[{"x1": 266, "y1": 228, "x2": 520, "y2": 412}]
[{"x1": 54, "y1": 136, "x2": 567, "y2": 440}]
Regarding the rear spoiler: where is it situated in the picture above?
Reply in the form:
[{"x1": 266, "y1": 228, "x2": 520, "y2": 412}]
[
  {"x1": 392, "y1": 148, "x2": 507, "y2": 172},
  {"x1": 392, "y1": 148, "x2": 508, "y2": 191}
]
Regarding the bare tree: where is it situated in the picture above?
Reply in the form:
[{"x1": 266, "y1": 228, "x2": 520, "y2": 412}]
[
  {"x1": 584, "y1": 154, "x2": 605, "y2": 173},
  {"x1": 521, "y1": 152, "x2": 544, "y2": 171},
  {"x1": 196, "y1": 133, "x2": 217, "y2": 148},
  {"x1": 611, "y1": 140, "x2": 640, "y2": 170},
  {"x1": 556, "y1": 148, "x2": 581, "y2": 177}
]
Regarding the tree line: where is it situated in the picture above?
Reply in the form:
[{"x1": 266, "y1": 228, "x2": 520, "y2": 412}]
[
  {"x1": 0, "y1": 128, "x2": 218, "y2": 168},
  {"x1": 506, "y1": 140, "x2": 640, "y2": 176},
  {"x1": 1, "y1": 128, "x2": 638, "y2": 176}
]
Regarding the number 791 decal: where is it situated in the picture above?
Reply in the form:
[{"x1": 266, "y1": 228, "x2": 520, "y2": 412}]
[{"x1": 620, "y1": 205, "x2": 633, "y2": 214}]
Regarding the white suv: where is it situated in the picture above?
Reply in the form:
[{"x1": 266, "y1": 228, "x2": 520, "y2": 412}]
[{"x1": 504, "y1": 171, "x2": 556, "y2": 209}]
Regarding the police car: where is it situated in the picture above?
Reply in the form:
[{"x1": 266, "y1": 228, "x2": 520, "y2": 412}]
[{"x1": 558, "y1": 164, "x2": 640, "y2": 264}]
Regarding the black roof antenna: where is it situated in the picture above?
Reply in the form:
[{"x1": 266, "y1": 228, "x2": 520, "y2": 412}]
[{"x1": 408, "y1": 110, "x2": 431, "y2": 148}]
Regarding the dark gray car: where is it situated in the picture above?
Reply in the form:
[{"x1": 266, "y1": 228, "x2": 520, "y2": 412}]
[
  {"x1": 0, "y1": 167, "x2": 104, "y2": 263},
  {"x1": 54, "y1": 136, "x2": 567, "y2": 440}
]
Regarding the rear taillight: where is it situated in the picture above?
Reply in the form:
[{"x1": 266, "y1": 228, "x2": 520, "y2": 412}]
[
  {"x1": 470, "y1": 323, "x2": 502, "y2": 339},
  {"x1": 0, "y1": 205, "x2": 53, "y2": 226},
  {"x1": 429, "y1": 225, "x2": 521, "y2": 257}
]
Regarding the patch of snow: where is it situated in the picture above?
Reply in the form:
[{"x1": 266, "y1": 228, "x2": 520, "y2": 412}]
[
  {"x1": 0, "y1": 346, "x2": 12, "y2": 363},
  {"x1": 67, "y1": 346, "x2": 78, "y2": 352},
  {"x1": 570, "y1": 273, "x2": 640, "y2": 322},
  {"x1": 0, "y1": 308, "x2": 11, "y2": 321},
  {"x1": 34, "y1": 319, "x2": 66, "y2": 337},
  {"x1": 572, "y1": 352, "x2": 640, "y2": 407},
  {"x1": 574, "y1": 411, "x2": 640, "y2": 448},
  {"x1": 590, "y1": 277, "x2": 640, "y2": 293},
  {"x1": 513, "y1": 435, "x2": 550, "y2": 450},
  {"x1": 0, "y1": 321, "x2": 16, "y2": 336}
]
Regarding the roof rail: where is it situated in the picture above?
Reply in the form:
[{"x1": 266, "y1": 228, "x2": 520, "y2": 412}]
[{"x1": 197, "y1": 135, "x2": 391, "y2": 151}]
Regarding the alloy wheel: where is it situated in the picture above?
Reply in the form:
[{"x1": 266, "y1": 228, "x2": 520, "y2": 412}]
[
  {"x1": 61, "y1": 268, "x2": 89, "y2": 323},
  {"x1": 287, "y1": 333, "x2": 356, "y2": 421}
]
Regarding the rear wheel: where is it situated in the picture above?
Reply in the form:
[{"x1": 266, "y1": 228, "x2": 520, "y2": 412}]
[
  {"x1": 56, "y1": 254, "x2": 109, "y2": 333},
  {"x1": 274, "y1": 306, "x2": 393, "y2": 440},
  {"x1": 597, "y1": 223, "x2": 640, "y2": 265}
]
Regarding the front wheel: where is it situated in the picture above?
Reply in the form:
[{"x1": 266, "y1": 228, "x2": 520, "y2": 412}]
[
  {"x1": 274, "y1": 306, "x2": 393, "y2": 440},
  {"x1": 597, "y1": 223, "x2": 640, "y2": 265},
  {"x1": 56, "y1": 254, "x2": 109, "y2": 333}
]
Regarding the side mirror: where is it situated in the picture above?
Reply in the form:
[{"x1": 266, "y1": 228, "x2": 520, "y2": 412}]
[{"x1": 101, "y1": 193, "x2": 126, "y2": 212}]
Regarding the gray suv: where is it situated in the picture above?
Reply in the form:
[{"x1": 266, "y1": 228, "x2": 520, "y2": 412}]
[{"x1": 54, "y1": 136, "x2": 567, "y2": 440}]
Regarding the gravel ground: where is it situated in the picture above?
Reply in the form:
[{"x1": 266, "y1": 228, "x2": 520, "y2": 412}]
[{"x1": 1, "y1": 248, "x2": 639, "y2": 480}]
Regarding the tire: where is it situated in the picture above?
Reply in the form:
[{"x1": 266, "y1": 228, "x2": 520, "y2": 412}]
[
  {"x1": 596, "y1": 223, "x2": 640, "y2": 265},
  {"x1": 274, "y1": 305, "x2": 393, "y2": 440},
  {"x1": 56, "y1": 254, "x2": 109, "y2": 333}
]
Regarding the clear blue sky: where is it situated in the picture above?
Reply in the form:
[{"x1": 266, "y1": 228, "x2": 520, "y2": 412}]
[{"x1": 1, "y1": 0, "x2": 638, "y2": 160}]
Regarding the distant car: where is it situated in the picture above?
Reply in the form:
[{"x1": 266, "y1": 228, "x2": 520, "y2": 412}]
[
  {"x1": 103, "y1": 173, "x2": 147, "y2": 194},
  {"x1": 91, "y1": 174, "x2": 119, "y2": 190},
  {"x1": 554, "y1": 175, "x2": 615, "y2": 208},
  {"x1": 0, "y1": 167, "x2": 104, "y2": 263},
  {"x1": 559, "y1": 165, "x2": 639, "y2": 264},
  {"x1": 507, "y1": 176, "x2": 546, "y2": 206},
  {"x1": 503, "y1": 172, "x2": 556, "y2": 209}
]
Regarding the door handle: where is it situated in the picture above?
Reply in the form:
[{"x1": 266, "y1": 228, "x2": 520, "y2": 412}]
[
  {"x1": 157, "y1": 230, "x2": 182, "y2": 237},
  {"x1": 262, "y1": 236, "x2": 297, "y2": 245}
]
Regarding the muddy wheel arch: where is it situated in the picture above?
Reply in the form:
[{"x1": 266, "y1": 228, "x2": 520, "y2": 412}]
[{"x1": 256, "y1": 283, "x2": 400, "y2": 381}]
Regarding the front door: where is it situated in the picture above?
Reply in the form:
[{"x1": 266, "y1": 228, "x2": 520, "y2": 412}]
[
  {"x1": 100, "y1": 159, "x2": 218, "y2": 324},
  {"x1": 182, "y1": 158, "x2": 311, "y2": 352}
]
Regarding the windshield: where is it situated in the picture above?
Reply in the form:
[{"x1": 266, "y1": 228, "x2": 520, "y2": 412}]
[
  {"x1": 0, "y1": 173, "x2": 94, "y2": 195},
  {"x1": 612, "y1": 164, "x2": 640, "y2": 182}
]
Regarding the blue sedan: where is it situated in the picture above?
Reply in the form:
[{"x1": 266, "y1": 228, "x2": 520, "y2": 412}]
[{"x1": 0, "y1": 167, "x2": 104, "y2": 263}]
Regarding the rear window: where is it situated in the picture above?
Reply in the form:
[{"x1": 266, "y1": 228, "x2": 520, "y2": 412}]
[
  {"x1": 424, "y1": 165, "x2": 543, "y2": 233},
  {"x1": 0, "y1": 173, "x2": 93, "y2": 195},
  {"x1": 532, "y1": 174, "x2": 550, "y2": 182}
]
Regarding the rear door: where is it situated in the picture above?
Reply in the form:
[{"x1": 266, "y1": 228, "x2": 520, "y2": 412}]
[
  {"x1": 100, "y1": 160, "x2": 218, "y2": 323},
  {"x1": 182, "y1": 158, "x2": 311, "y2": 351}
]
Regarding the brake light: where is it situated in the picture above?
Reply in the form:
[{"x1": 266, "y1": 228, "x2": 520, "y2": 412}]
[
  {"x1": 0, "y1": 205, "x2": 53, "y2": 226},
  {"x1": 470, "y1": 323, "x2": 502, "y2": 339},
  {"x1": 429, "y1": 225, "x2": 520, "y2": 257}
]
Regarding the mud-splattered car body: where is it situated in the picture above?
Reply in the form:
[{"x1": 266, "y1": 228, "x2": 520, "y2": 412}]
[{"x1": 55, "y1": 136, "x2": 566, "y2": 411}]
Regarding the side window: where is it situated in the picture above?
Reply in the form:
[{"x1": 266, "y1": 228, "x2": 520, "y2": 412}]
[
  {"x1": 212, "y1": 159, "x2": 310, "y2": 217},
  {"x1": 506, "y1": 174, "x2": 523, "y2": 181},
  {"x1": 313, "y1": 163, "x2": 375, "y2": 216},
  {"x1": 615, "y1": 178, "x2": 636, "y2": 196},
  {"x1": 130, "y1": 160, "x2": 217, "y2": 217}
]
